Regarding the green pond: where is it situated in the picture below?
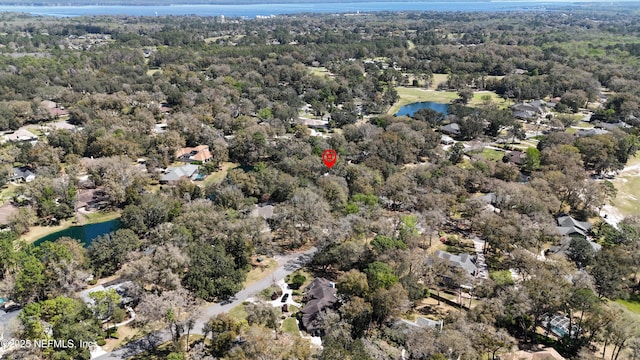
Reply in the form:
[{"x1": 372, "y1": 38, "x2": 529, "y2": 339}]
[{"x1": 33, "y1": 219, "x2": 121, "y2": 247}]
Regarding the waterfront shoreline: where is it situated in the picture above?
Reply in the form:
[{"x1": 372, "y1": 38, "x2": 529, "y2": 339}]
[{"x1": 19, "y1": 211, "x2": 121, "y2": 245}]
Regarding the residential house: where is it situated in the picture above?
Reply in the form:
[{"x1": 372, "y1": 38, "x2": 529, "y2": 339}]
[
  {"x1": 511, "y1": 100, "x2": 549, "y2": 120},
  {"x1": 441, "y1": 135, "x2": 455, "y2": 145},
  {"x1": 78, "y1": 280, "x2": 134, "y2": 307},
  {"x1": 154, "y1": 123, "x2": 168, "y2": 134},
  {"x1": 432, "y1": 250, "x2": 478, "y2": 277},
  {"x1": 504, "y1": 150, "x2": 526, "y2": 166},
  {"x1": 160, "y1": 164, "x2": 200, "y2": 185},
  {"x1": 300, "y1": 278, "x2": 338, "y2": 336},
  {"x1": 3, "y1": 128, "x2": 38, "y2": 143},
  {"x1": 476, "y1": 192, "x2": 501, "y2": 213},
  {"x1": 395, "y1": 317, "x2": 443, "y2": 332},
  {"x1": 9, "y1": 167, "x2": 36, "y2": 183},
  {"x1": 555, "y1": 214, "x2": 591, "y2": 238},
  {"x1": 40, "y1": 100, "x2": 68, "y2": 118},
  {"x1": 48, "y1": 120, "x2": 77, "y2": 131},
  {"x1": 576, "y1": 128, "x2": 609, "y2": 137},
  {"x1": 175, "y1": 145, "x2": 213, "y2": 164},
  {"x1": 299, "y1": 117, "x2": 329, "y2": 129},
  {"x1": 547, "y1": 237, "x2": 601, "y2": 256},
  {"x1": 594, "y1": 121, "x2": 631, "y2": 131},
  {"x1": 542, "y1": 313, "x2": 580, "y2": 338},
  {"x1": 250, "y1": 204, "x2": 275, "y2": 220},
  {"x1": 502, "y1": 347, "x2": 566, "y2": 360},
  {"x1": 548, "y1": 214, "x2": 601, "y2": 255},
  {"x1": 440, "y1": 122, "x2": 461, "y2": 136}
]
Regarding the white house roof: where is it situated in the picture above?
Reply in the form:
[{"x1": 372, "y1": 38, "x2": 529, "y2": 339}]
[
  {"x1": 161, "y1": 164, "x2": 199, "y2": 182},
  {"x1": 3, "y1": 128, "x2": 37, "y2": 142}
]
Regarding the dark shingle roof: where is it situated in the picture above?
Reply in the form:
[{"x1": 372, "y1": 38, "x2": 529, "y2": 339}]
[
  {"x1": 300, "y1": 278, "x2": 338, "y2": 334},
  {"x1": 556, "y1": 215, "x2": 591, "y2": 237}
]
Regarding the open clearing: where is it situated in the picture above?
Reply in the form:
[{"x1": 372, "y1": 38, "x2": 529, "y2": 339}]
[
  {"x1": 245, "y1": 258, "x2": 278, "y2": 286},
  {"x1": 388, "y1": 87, "x2": 511, "y2": 115},
  {"x1": 607, "y1": 155, "x2": 640, "y2": 217},
  {"x1": 478, "y1": 147, "x2": 506, "y2": 161},
  {"x1": 201, "y1": 161, "x2": 239, "y2": 187},
  {"x1": 308, "y1": 66, "x2": 333, "y2": 78},
  {"x1": 616, "y1": 295, "x2": 640, "y2": 315}
]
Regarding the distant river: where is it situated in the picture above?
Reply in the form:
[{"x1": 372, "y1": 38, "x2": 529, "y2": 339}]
[{"x1": 0, "y1": 2, "x2": 584, "y2": 18}]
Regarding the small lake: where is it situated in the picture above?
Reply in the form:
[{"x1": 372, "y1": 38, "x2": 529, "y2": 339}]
[
  {"x1": 32, "y1": 219, "x2": 120, "y2": 248},
  {"x1": 395, "y1": 101, "x2": 449, "y2": 117}
]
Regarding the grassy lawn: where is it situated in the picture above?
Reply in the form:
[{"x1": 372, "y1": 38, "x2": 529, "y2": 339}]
[
  {"x1": 102, "y1": 325, "x2": 141, "y2": 352},
  {"x1": 430, "y1": 73, "x2": 449, "y2": 90},
  {"x1": 572, "y1": 121, "x2": 594, "y2": 129},
  {"x1": 281, "y1": 317, "x2": 299, "y2": 337},
  {"x1": 417, "y1": 295, "x2": 465, "y2": 317},
  {"x1": 83, "y1": 210, "x2": 121, "y2": 224},
  {"x1": 245, "y1": 258, "x2": 278, "y2": 286},
  {"x1": 609, "y1": 156, "x2": 640, "y2": 217},
  {"x1": 470, "y1": 91, "x2": 512, "y2": 108},
  {"x1": 388, "y1": 87, "x2": 459, "y2": 114},
  {"x1": 388, "y1": 87, "x2": 510, "y2": 115},
  {"x1": 308, "y1": 66, "x2": 331, "y2": 78},
  {"x1": 129, "y1": 335, "x2": 205, "y2": 360},
  {"x1": 0, "y1": 183, "x2": 18, "y2": 201},
  {"x1": 228, "y1": 303, "x2": 248, "y2": 321},
  {"x1": 478, "y1": 147, "x2": 505, "y2": 161},
  {"x1": 286, "y1": 269, "x2": 313, "y2": 289},
  {"x1": 616, "y1": 297, "x2": 640, "y2": 315},
  {"x1": 201, "y1": 162, "x2": 239, "y2": 187},
  {"x1": 20, "y1": 219, "x2": 76, "y2": 244}
]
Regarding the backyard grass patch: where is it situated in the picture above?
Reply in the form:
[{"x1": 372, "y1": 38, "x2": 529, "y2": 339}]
[
  {"x1": 479, "y1": 147, "x2": 505, "y2": 161},
  {"x1": 84, "y1": 210, "x2": 121, "y2": 224},
  {"x1": 489, "y1": 270, "x2": 515, "y2": 286},
  {"x1": 0, "y1": 183, "x2": 18, "y2": 201},
  {"x1": 281, "y1": 317, "x2": 299, "y2": 336},
  {"x1": 201, "y1": 162, "x2": 239, "y2": 186}
]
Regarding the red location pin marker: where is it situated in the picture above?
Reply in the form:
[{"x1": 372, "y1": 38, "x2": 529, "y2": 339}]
[{"x1": 322, "y1": 149, "x2": 337, "y2": 169}]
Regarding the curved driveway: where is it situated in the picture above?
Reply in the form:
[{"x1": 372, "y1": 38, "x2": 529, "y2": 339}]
[{"x1": 93, "y1": 247, "x2": 317, "y2": 360}]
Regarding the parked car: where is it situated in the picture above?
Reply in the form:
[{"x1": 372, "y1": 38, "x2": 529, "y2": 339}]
[
  {"x1": 281, "y1": 304, "x2": 288, "y2": 312},
  {"x1": 3, "y1": 301, "x2": 21, "y2": 312},
  {"x1": 281, "y1": 293, "x2": 289, "y2": 303}
]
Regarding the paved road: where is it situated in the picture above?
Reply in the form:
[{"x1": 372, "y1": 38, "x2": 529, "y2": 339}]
[
  {"x1": 93, "y1": 247, "x2": 317, "y2": 360},
  {"x1": 0, "y1": 309, "x2": 20, "y2": 340}
]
